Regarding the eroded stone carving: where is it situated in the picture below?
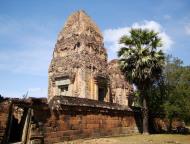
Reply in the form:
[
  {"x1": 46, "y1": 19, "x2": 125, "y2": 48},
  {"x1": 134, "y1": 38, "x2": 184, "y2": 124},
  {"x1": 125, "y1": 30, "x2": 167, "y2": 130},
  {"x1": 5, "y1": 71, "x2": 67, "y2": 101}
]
[
  {"x1": 108, "y1": 59, "x2": 133, "y2": 106},
  {"x1": 48, "y1": 10, "x2": 109, "y2": 102},
  {"x1": 48, "y1": 10, "x2": 132, "y2": 106},
  {"x1": 12, "y1": 106, "x2": 24, "y2": 124}
]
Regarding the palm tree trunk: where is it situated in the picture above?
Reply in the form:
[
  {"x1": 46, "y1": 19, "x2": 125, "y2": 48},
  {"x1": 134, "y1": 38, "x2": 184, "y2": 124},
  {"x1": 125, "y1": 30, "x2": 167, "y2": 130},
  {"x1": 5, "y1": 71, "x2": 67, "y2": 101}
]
[{"x1": 142, "y1": 95, "x2": 149, "y2": 134}]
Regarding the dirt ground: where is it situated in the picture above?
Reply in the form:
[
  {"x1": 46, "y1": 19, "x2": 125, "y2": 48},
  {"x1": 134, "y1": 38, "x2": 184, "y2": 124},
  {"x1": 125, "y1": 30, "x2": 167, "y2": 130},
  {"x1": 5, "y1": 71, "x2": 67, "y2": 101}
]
[{"x1": 57, "y1": 134, "x2": 190, "y2": 144}]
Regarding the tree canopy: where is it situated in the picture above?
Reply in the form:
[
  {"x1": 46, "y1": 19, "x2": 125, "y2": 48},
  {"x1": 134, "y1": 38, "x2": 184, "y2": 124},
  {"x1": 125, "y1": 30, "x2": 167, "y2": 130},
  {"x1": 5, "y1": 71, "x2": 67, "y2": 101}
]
[
  {"x1": 118, "y1": 28, "x2": 165, "y2": 133},
  {"x1": 164, "y1": 56, "x2": 190, "y2": 125}
]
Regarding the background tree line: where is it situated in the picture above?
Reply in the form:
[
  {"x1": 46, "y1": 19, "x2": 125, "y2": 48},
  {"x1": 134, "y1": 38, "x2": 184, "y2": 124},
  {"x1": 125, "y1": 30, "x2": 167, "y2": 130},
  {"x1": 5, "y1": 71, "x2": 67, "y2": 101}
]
[
  {"x1": 149, "y1": 55, "x2": 190, "y2": 126},
  {"x1": 118, "y1": 28, "x2": 190, "y2": 133}
]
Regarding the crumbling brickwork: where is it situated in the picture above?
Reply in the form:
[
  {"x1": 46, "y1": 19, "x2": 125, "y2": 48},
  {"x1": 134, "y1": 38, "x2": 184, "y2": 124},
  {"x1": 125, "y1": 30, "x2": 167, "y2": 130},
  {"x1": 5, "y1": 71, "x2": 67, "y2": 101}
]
[
  {"x1": 0, "y1": 97, "x2": 140, "y2": 144},
  {"x1": 48, "y1": 10, "x2": 109, "y2": 102},
  {"x1": 108, "y1": 59, "x2": 133, "y2": 106},
  {"x1": 0, "y1": 101, "x2": 11, "y2": 143},
  {"x1": 48, "y1": 10, "x2": 131, "y2": 107},
  {"x1": 32, "y1": 97, "x2": 139, "y2": 143}
]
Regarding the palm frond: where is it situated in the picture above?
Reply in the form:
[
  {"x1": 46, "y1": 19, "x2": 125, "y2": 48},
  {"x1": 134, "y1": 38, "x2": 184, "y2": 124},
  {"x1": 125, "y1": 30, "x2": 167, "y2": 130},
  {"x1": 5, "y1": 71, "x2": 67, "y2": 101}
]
[{"x1": 118, "y1": 28, "x2": 165, "y2": 88}]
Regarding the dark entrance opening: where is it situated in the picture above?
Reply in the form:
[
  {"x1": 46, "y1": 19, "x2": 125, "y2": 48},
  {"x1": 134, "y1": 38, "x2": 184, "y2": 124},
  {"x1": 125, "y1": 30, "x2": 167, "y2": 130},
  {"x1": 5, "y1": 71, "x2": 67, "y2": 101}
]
[
  {"x1": 59, "y1": 85, "x2": 68, "y2": 92},
  {"x1": 98, "y1": 87, "x2": 106, "y2": 102},
  {"x1": 9, "y1": 108, "x2": 28, "y2": 143}
]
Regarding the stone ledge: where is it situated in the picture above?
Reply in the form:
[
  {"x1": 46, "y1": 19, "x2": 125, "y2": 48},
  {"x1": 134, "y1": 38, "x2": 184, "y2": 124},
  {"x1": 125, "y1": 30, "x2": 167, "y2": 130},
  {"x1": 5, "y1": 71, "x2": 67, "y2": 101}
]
[{"x1": 49, "y1": 96, "x2": 132, "y2": 112}]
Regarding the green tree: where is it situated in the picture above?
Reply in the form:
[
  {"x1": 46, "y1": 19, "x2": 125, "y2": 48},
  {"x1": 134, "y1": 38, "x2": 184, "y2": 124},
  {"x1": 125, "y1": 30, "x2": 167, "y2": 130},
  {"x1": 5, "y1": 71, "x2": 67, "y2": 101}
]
[
  {"x1": 118, "y1": 28, "x2": 165, "y2": 134},
  {"x1": 148, "y1": 75, "x2": 168, "y2": 114},
  {"x1": 164, "y1": 56, "x2": 190, "y2": 129}
]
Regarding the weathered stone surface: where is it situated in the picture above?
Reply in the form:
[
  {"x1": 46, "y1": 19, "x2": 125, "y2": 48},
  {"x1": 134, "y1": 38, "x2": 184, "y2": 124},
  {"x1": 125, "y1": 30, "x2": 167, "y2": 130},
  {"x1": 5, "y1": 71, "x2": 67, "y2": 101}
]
[
  {"x1": 48, "y1": 10, "x2": 132, "y2": 107},
  {"x1": 12, "y1": 106, "x2": 24, "y2": 124},
  {"x1": 0, "y1": 10, "x2": 188, "y2": 144},
  {"x1": 49, "y1": 96, "x2": 131, "y2": 111},
  {"x1": 44, "y1": 96, "x2": 140, "y2": 143},
  {"x1": 0, "y1": 100, "x2": 11, "y2": 143},
  {"x1": 0, "y1": 97, "x2": 140, "y2": 144},
  {"x1": 48, "y1": 10, "x2": 109, "y2": 101},
  {"x1": 108, "y1": 59, "x2": 133, "y2": 106},
  {"x1": 0, "y1": 97, "x2": 187, "y2": 144}
]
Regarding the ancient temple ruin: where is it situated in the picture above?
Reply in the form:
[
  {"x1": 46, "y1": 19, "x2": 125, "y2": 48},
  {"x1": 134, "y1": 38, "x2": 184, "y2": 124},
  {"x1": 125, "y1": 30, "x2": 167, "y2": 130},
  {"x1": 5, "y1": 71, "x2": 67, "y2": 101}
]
[
  {"x1": 0, "y1": 10, "x2": 177, "y2": 144},
  {"x1": 48, "y1": 10, "x2": 132, "y2": 106}
]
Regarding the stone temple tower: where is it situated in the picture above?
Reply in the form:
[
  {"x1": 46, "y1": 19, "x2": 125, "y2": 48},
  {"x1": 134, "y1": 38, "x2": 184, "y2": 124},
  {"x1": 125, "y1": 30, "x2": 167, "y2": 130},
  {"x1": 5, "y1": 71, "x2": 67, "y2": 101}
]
[
  {"x1": 108, "y1": 60, "x2": 133, "y2": 106},
  {"x1": 48, "y1": 10, "x2": 110, "y2": 102}
]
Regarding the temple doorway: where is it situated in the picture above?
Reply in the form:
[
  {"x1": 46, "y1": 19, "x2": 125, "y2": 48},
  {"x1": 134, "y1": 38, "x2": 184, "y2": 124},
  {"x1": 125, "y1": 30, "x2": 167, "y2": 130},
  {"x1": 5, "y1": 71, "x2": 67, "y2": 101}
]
[
  {"x1": 98, "y1": 87, "x2": 106, "y2": 102},
  {"x1": 9, "y1": 108, "x2": 28, "y2": 143}
]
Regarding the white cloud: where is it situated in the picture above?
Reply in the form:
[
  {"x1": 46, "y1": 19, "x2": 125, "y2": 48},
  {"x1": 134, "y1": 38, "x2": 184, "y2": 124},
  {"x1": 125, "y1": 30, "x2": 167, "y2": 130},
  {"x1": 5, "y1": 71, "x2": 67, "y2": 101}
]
[
  {"x1": 185, "y1": 23, "x2": 190, "y2": 35},
  {"x1": 103, "y1": 21, "x2": 173, "y2": 60}
]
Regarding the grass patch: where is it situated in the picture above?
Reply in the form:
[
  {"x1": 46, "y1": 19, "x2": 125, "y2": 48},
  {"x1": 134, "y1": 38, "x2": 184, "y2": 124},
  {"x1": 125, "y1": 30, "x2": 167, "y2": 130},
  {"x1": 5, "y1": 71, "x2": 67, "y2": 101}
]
[{"x1": 57, "y1": 134, "x2": 190, "y2": 144}]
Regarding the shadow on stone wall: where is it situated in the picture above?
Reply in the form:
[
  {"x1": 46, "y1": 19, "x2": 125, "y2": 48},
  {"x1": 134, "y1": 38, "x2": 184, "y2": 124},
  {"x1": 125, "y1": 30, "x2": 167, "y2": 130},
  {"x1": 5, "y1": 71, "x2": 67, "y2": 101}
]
[{"x1": 132, "y1": 107, "x2": 143, "y2": 133}]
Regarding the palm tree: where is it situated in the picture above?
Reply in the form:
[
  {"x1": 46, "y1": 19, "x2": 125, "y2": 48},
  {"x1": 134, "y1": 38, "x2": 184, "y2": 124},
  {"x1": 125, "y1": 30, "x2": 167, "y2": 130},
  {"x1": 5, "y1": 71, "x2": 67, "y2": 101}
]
[{"x1": 118, "y1": 28, "x2": 165, "y2": 134}]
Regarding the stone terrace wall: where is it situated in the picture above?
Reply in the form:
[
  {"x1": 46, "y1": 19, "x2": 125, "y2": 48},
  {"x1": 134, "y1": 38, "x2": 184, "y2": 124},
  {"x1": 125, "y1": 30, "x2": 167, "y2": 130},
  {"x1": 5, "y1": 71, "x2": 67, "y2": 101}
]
[
  {"x1": 44, "y1": 111, "x2": 139, "y2": 143},
  {"x1": 43, "y1": 96, "x2": 140, "y2": 143},
  {"x1": 0, "y1": 97, "x2": 140, "y2": 144},
  {"x1": 0, "y1": 97, "x2": 187, "y2": 144}
]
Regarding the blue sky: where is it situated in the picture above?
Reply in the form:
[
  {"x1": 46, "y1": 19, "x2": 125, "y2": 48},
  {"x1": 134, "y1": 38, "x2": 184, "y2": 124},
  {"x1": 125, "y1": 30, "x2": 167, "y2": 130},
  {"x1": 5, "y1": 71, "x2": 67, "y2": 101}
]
[{"x1": 0, "y1": 0, "x2": 190, "y2": 98}]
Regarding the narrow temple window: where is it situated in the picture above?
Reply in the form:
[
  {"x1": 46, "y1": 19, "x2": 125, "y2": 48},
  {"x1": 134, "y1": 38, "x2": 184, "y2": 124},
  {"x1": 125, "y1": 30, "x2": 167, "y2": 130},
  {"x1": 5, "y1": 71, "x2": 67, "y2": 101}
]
[
  {"x1": 59, "y1": 85, "x2": 68, "y2": 92},
  {"x1": 59, "y1": 85, "x2": 69, "y2": 95},
  {"x1": 55, "y1": 77, "x2": 70, "y2": 96}
]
